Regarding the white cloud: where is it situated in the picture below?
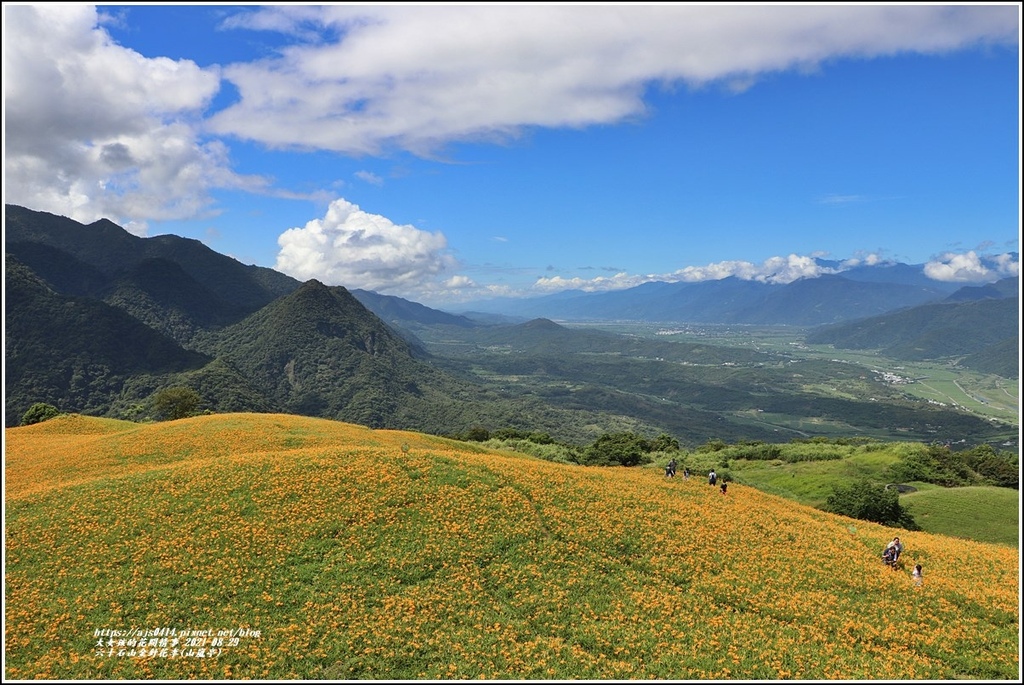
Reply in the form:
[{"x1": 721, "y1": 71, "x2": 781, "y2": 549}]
[
  {"x1": 924, "y1": 251, "x2": 1019, "y2": 282},
  {"x1": 444, "y1": 275, "x2": 476, "y2": 289},
  {"x1": 209, "y1": 4, "x2": 1018, "y2": 155},
  {"x1": 3, "y1": 3, "x2": 1017, "y2": 252},
  {"x1": 670, "y1": 253, "x2": 833, "y2": 284},
  {"x1": 354, "y1": 170, "x2": 384, "y2": 186},
  {"x1": 2, "y1": 4, "x2": 269, "y2": 233},
  {"x1": 534, "y1": 272, "x2": 649, "y2": 293},
  {"x1": 819, "y1": 194, "x2": 866, "y2": 205},
  {"x1": 840, "y1": 252, "x2": 888, "y2": 268},
  {"x1": 275, "y1": 198, "x2": 457, "y2": 294},
  {"x1": 990, "y1": 252, "x2": 1020, "y2": 277},
  {"x1": 529, "y1": 253, "x2": 846, "y2": 295},
  {"x1": 519, "y1": 249, "x2": 1020, "y2": 299}
]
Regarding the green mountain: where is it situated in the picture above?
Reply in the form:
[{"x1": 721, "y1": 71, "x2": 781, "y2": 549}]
[
  {"x1": 958, "y1": 338, "x2": 1020, "y2": 379},
  {"x1": 4, "y1": 255, "x2": 210, "y2": 425},
  {"x1": 200, "y1": 279, "x2": 437, "y2": 425},
  {"x1": 4, "y1": 204, "x2": 1013, "y2": 446},
  {"x1": 805, "y1": 297, "x2": 1019, "y2": 376},
  {"x1": 196, "y1": 280, "x2": 607, "y2": 438},
  {"x1": 5, "y1": 204, "x2": 300, "y2": 322},
  {"x1": 945, "y1": 276, "x2": 1018, "y2": 302}
]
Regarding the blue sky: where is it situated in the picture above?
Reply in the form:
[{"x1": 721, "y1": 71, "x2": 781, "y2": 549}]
[{"x1": 3, "y1": 4, "x2": 1020, "y2": 307}]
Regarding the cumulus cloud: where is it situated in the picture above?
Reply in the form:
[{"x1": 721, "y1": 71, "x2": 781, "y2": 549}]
[
  {"x1": 671, "y1": 254, "x2": 834, "y2": 284},
  {"x1": 924, "y1": 251, "x2": 1019, "y2": 282},
  {"x1": 840, "y1": 252, "x2": 889, "y2": 268},
  {"x1": 275, "y1": 198, "x2": 457, "y2": 294},
  {"x1": 530, "y1": 253, "x2": 849, "y2": 294},
  {"x1": 209, "y1": 4, "x2": 1018, "y2": 155},
  {"x1": 4, "y1": 3, "x2": 1017, "y2": 264},
  {"x1": 2, "y1": 4, "x2": 268, "y2": 233},
  {"x1": 534, "y1": 272, "x2": 648, "y2": 293}
]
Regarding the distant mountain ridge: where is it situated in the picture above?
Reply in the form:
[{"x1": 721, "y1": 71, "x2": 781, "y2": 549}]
[
  {"x1": 5, "y1": 203, "x2": 301, "y2": 324},
  {"x1": 806, "y1": 295, "x2": 1020, "y2": 377},
  {"x1": 454, "y1": 270, "x2": 971, "y2": 325},
  {"x1": 4, "y1": 204, "x2": 1016, "y2": 445}
]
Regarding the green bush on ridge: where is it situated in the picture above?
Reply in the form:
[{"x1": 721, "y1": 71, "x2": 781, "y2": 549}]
[{"x1": 20, "y1": 402, "x2": 61, "y2": 426}]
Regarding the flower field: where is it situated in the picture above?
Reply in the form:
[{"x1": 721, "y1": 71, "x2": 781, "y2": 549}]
[{"x1": 4, "y1": 413, "x2": 1020, "y2": 680}]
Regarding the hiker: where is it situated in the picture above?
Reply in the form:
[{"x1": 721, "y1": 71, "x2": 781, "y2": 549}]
[
  {"x1": 666, "y1": 458, "x2": 677, "y2": 478},
  {"x1": 682, "y1": 467, "x2": 690, "y2": 480},
  {"x1": 720, "y1": 481, "x2": 728, "y2": 495},
  {"x1": 912, "y1": 564, "x2": 923, "y2": 586},
  {"x1": 708, "y1": 469, "x2": 717, "y2": 486}
]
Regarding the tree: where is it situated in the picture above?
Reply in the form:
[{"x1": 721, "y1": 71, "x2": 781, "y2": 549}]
[
  {"x1": 20, "y1": 402, "x2": 60, "y2": 426},
  {"x1": 151, "y1": 386, "x2": 202, "y2": 421},
  {"x1": 464, "y1": 426, "x2": 491, "y2": 442},
  {"x1": 650, "y1": 433, "x2": 680, "y2": 452},
  {"x1": 582, "y1": 432, "x2": 653, "y2": 467},
  {"x1": 824, "y1": 479, "x2": 917, "y2": 529},
  {"x1": 961, "y1": 444, "x2": 1019, "y2": 489}
]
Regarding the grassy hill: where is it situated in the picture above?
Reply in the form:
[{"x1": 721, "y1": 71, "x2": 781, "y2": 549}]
[
  {"x1": 5, "y1": 414, "x2": 1020, "y2": 680},
  {"x1": 899, "y1": 484, "x2": 1021, "y2": 547},
  {"x1": 719, "y1": 447, "x2": 1019, "y2": 546}
]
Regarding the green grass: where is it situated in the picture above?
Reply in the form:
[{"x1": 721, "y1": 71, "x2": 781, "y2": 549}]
[
  {"x1": 719, "y1": 446, "x2": 1019, "y2": 547},
  {"x1": 900, "y1": 486, "x2": 1020, "y2": 547},
  {"x1": 723, "y1": 452, "x2": 902, "y2": 508}
]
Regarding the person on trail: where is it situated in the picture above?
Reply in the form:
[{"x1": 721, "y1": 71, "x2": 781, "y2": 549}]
[
  {"x1": 912, "y1": 564, "x2": 923, "y2": 586},
  {"x1": 665, "y1": 458, "x2": 677, "y2": 478},
  {"x1": 682, "y1": 467, "x2": 690, "y2": 481},
  {"x1": 720, "y1": 481, "x2": 728, "y2": 495},
  {"x1": 708, "y1": 469, "x2": 717, "y2": 486}
]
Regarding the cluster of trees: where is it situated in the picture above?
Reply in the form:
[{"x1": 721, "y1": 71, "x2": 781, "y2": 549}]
[
  {"x1": 887, "y1": 443, "x2": 1018, "y2": 489},
  {"x1": 455, "y1": 426, "x2": 679, "y2": 467},
  {"x1": 20, "y1": 386, "x2": 204, "y2": 426},
  {"x1": 824, "y1": 479, "x2": 919, "y2": 529}
]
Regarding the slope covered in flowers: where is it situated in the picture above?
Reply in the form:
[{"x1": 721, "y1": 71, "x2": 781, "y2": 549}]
[{"x1": 4, "y1": 413, "x2": 1019, "y2": 680}]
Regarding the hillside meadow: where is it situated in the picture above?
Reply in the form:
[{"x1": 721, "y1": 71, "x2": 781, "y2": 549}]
[
  {"x1": 4, "y1": 413, "x2": 1020, "y2": 680},
  {"x1": 701, "y1": 444, "x2": 1019, "y2": 547}
]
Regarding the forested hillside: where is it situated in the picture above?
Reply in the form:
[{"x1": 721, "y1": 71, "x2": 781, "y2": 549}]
[
  {"x1": 5, "y1": 204, "x2": 1016, "y2": 448},
  {"x1": 806, "y1": 297, "x2": 1019, "y2": 377}
]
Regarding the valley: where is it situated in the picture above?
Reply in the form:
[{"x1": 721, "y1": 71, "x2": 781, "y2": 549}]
[
  {"x1": 555, "y1": 320, "x2": 1020, "y2": 432},
  {"x1": 408, "y1": 319, "x2": 1018, "y2": 447},
  {"x1": 5, "y1": 204, "x2": 1018, "y2": 451}
]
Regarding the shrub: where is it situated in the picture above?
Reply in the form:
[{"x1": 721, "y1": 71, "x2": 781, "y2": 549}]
[
  {"x1": 582, "y1": 432, "x2": 653, "y2": 467},
  {"x1": 961, "y1": 445, "x2": 1019, "y2": 489},
  {"x1": 887, "y1": 443, "x2": 979, "y2": 487},
  {"x1": 824, "y1": 478, "x2": 917, "y2": 529},
  {"x1": 650, "y1": 433, "x2": 680, "y2": 452},
  {"x1": 20, "y1": 402, "x2": 61, "y2": 426},
  {"x1": 464, "y1": 426, "x2": 491, "y2": 442}
]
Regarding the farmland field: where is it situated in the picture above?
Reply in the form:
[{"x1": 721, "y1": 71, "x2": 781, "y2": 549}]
[{"x1": 566, "y1": 321, "x2": 1020, "y2": 428}]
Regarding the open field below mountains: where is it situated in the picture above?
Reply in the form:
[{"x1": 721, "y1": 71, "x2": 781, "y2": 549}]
[{"x1": 561, "y1": 322, "x2": 1020, "y2": 430}]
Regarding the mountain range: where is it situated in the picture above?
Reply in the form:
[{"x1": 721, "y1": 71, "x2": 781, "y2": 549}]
[
  {"x1": 4, "y1": 204, "x2": 1017, "y2": 444},
  {"x1": 451, "y1": 264, "x2": 1000, "y2": 326}
]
